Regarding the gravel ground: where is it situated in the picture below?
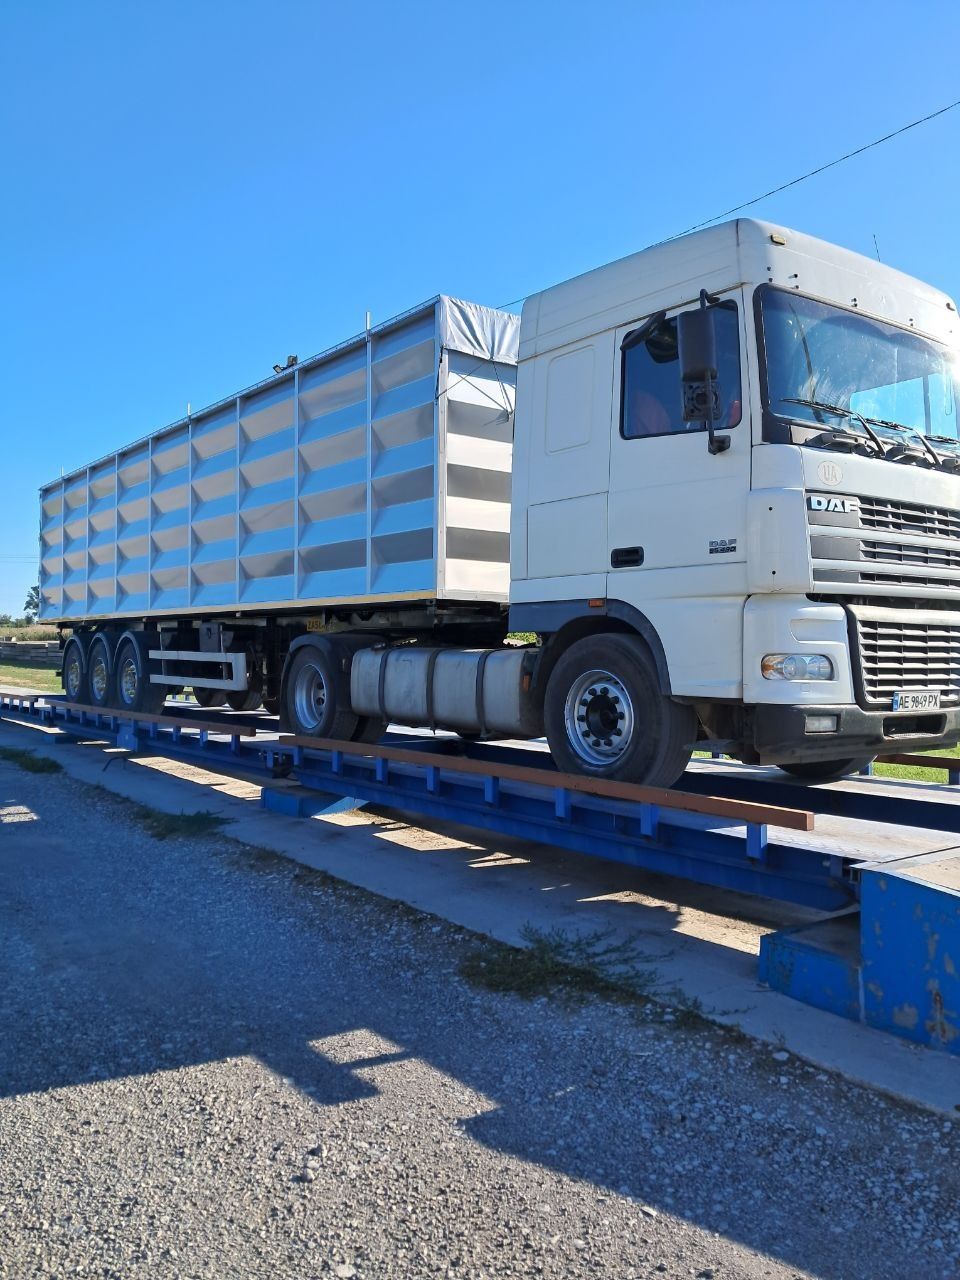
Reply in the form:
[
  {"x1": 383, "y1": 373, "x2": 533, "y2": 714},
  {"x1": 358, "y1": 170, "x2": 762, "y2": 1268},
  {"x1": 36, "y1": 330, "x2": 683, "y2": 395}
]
[{"x1": 2, "y1": 760, "x2": 960, "y2": 1280}]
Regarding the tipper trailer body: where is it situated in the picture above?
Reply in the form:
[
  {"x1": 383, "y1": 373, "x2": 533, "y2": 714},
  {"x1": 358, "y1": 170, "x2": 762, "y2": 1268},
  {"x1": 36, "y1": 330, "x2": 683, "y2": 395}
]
[{"x1": 37, "y1": 220, "x2": 960, "y2": 784}]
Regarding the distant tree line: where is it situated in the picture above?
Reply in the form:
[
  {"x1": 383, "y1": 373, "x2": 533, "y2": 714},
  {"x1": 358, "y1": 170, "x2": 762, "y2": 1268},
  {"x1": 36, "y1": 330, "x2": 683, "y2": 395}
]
[{"x1": 0, "y1": 585, "x2": 41, "y2": 628}]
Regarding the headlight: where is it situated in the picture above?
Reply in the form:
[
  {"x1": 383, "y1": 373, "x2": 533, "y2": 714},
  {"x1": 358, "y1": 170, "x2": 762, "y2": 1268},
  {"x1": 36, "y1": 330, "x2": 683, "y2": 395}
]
[{"x1": 761, "y1": 653, "x2": 834, "y2": 681}]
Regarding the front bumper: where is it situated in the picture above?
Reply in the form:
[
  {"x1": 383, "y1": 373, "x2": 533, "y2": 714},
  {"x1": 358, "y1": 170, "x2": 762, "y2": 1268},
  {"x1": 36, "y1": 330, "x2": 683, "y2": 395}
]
[{"x1": 751, "y1": 702, "x2": 960, "y2": 763}]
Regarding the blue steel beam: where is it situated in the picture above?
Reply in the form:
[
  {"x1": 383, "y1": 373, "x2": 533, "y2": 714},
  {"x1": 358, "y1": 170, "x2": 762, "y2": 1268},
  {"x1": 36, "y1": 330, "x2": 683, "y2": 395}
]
[{"x1": 286, "y1": 747, "x2": 849, "y2": 912}]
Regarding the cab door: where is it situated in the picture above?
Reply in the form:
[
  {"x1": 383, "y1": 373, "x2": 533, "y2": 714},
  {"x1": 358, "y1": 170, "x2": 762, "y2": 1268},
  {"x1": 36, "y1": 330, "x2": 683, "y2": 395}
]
[{"x1": 606, "y1": 293, "x2": 751, "y2": 695}]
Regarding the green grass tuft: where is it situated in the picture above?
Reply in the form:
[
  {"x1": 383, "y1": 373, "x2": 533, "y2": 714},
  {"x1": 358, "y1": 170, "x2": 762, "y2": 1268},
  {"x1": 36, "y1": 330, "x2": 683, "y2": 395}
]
[
  {"x1": 460, "y1": 925, "x2": 658, "y2": 1002},
  {"x1": 131, "y1": 806, "x2": 227, "y2": 840},
  {"x1": 0, "y1": 746, "x2": 63, "y2": 774}
]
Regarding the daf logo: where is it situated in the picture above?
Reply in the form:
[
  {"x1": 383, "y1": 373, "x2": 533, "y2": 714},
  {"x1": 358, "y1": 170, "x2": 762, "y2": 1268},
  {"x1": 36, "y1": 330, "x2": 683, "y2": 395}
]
[{"x1": 807, "y1": 494, "x2": 858, "y2": 514}]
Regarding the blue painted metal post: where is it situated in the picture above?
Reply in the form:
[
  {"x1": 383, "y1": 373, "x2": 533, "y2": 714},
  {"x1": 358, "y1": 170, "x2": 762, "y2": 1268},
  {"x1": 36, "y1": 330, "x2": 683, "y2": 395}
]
[
  {"x1": 554, "y1": 787, "x2": 571, "y2": 821},
  {"x1": 746, "y1": 823, "x2": 769, "y2": 862},
  {"x1": 639, "y1": 802, "x2": 659, "y2": 839}
]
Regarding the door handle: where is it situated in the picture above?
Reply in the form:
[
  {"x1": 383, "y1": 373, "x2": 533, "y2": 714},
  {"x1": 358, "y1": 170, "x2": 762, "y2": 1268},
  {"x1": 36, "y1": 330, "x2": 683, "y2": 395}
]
[{"x1": 611, "y1": 546, "x2": 644, "y2": 568}]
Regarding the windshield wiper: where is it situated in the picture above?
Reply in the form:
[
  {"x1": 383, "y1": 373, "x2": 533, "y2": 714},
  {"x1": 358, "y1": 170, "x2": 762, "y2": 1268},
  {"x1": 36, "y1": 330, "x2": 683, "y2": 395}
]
[
  {"x1": 779, "y1": 397, "x2": 886, "y2": 457},
  {"x1": 924, "y1": 435, "x2": 960, "y2": 471},
  {"x1": 857, "y1": 415, "x2": 944, "y2": 469}
]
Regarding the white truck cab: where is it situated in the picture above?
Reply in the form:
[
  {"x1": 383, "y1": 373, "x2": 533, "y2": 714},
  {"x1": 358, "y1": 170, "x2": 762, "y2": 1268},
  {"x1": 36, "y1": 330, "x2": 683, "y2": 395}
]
[{"x1": 508, "y1": 219, "x2": 960, "y2": 782}]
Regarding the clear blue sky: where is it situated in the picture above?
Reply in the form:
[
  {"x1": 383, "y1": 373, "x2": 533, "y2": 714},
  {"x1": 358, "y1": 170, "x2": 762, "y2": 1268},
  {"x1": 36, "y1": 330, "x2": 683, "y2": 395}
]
[{"x1": 2, "y1": 0, "x2": 959, "y2": 615}]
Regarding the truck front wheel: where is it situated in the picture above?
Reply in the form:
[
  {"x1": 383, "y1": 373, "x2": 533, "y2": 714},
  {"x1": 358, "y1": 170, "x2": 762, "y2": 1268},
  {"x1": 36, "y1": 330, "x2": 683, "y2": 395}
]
[
  {"x1": 777, "y1": 757, "x2": 875, "y2": 783},
  {"x1": 544, "y1": 634, "x2": 695, "y2": 787}
]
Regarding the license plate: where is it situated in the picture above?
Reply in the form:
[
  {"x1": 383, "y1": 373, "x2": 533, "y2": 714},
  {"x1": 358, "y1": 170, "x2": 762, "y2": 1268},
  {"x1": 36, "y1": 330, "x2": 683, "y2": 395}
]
[{"x1": 892, "y1": 690, "x2": 941, "y2": 712}]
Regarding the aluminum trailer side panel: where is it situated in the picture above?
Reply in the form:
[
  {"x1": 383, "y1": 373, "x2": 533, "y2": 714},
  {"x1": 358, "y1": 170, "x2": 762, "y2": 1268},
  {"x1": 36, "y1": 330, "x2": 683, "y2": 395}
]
[{"x1": 38, "y1": 297, "x2": 518, "y2": 623}]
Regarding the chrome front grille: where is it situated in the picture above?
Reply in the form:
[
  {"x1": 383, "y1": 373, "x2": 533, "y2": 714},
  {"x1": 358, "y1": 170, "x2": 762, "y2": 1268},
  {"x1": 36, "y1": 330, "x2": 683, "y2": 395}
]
[
  {"x1": 854, "y1": 612, "x2": 960, "y2": 707},
  {"x1": 808, "y1": 492, "x2": 960, "y2": 594},
  {"x1": 861, "y1": 540, "x2": 960, "y2": 571},
  {"x1": 859, "y1": 497, "x2": 960, "y2": 541}
]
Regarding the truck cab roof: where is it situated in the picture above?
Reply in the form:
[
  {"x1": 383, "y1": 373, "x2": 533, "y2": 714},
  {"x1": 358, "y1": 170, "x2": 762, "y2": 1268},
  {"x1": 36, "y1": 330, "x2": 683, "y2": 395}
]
[{"x1": 520, "y1": 219, "x2": 959, "y2": 359}]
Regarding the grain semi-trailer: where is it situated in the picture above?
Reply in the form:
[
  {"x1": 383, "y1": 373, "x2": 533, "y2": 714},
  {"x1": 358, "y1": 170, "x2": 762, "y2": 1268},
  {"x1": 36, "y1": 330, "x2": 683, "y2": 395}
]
[{"x1": 38, "y1": 220, "x2": 960, "y2": 786}]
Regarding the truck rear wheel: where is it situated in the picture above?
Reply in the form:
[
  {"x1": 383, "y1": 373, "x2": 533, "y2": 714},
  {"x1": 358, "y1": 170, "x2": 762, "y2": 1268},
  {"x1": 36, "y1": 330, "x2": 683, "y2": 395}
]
[
  {"x1": 284, "y1": 641, "x2": 359, "y2": 741},
  {"x1": 778, "y1": 756, "x2": 875, "y2": 783},
  {"x1": 544, "y1": 633, "x2": 695, "y2": 787},
  {"x1": 352, "y1": 716, "x2": 386, "y2": 744},
  {"x1": 226, "y1": 688, "x2": 262, "y2": 712},
  {"x1": 114, "y1": 634, "x2": 166, "y2": 715},
  {"x1": 193, "y1": 688, "x2": 227, "y2": 709},
  {"x1": 61, "y1": 635, "x2": 89, "y2": 704}
]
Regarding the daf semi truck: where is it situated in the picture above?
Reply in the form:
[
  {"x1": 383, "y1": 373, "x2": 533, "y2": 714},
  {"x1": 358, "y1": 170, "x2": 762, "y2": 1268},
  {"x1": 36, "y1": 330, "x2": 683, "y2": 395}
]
[{"x1": 37, "y1": 220, "x2": 960, "y2": 786}]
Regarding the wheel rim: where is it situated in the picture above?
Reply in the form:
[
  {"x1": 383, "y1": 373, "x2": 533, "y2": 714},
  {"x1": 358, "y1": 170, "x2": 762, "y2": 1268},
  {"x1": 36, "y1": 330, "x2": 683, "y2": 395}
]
[
  {"x1": 119, "y1": 654, "x2": 139, "y2": 706},
  {"x1": 563, "y1": 667, "x2": 636, "y2": 767},
  {"x1": 90, "y1": 652, "x2": 109, "y2": 703},
  {"x1": 293, "y1": 660, "x2": 326, "y2": 732},
  {"x1": 64, "y1": 651, "x2": 82, "y2": 699}
]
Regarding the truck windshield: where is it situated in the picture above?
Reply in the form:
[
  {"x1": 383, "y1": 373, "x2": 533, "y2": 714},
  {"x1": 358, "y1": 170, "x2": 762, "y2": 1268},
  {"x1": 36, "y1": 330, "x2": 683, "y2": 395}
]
[{"x1": 759, "y1": 287, "x2": 960, "y2": 456}]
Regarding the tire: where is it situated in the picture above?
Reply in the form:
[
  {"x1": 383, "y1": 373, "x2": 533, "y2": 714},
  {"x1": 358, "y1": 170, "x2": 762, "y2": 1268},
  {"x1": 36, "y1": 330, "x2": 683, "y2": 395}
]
[
  {"x1": 86, "y1": 633, "x2": 115, "y2": 709},
  {"x1": 544, "y1": 633, "x2": 696, "y2": 787},
  {"x1": 114, "y1": 634, "x2": 166, "y2": 715},
  {"x1": 352, "y1": 716, "x2": 386, "y2": 744},
  {"x1": 61, "y1": 635, "x2": 89, "y2": 704},
  {"x1": 193, "y1": 688, "x2": 227, "y2": 709},
  {"x1": 283, "y1": 641, "x2": 359, "y2": 741},
  {"x1": 778, "y1": 756, "x2": 875, "y2": 783},
  {"x1": 262, "y1": 694, "x2": 282, "y2": 716},
  {"x1": 226, "y1": 688, "x2": 263, "y2": 712}
]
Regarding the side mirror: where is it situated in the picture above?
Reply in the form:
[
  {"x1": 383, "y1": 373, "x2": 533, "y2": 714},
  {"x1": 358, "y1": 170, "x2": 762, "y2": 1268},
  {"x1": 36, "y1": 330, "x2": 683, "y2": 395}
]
[
  {"x1": 677, "y1": 292, "x2": 730, "y2": 455},
  {"x1": 677, "y1": 307, "x2": 720, "y2": 422}
]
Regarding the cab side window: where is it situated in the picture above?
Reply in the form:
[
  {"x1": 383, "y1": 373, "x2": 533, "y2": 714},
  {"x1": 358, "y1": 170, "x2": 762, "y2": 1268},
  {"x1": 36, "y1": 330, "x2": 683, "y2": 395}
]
[{"x1": 621, "y1": 306, "x2": 743, "y2": 440}]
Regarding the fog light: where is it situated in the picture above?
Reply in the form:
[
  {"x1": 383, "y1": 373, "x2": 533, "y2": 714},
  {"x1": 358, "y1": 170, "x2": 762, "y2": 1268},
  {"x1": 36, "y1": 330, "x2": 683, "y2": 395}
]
[
  {"x1": 805, "y1": 714, "x2": 839, "y2": 733},
  {"x1": 761, "y1": 653, "x2": 834, "y2": 681}
]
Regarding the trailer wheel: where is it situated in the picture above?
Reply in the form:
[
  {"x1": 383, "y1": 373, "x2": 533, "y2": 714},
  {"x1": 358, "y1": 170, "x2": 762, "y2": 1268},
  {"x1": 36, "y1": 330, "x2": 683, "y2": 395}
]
[
  {"x1": 61, "y1": 636, "x2": 89, "y2": 704},
  {"x1": 262, "y1": 694, "x2": 282, "y2": 716},
  {"x1": 544, "y1": 633, "x2": 695, "y2": 787},
  {"x1": 193, "y1": 688, "x2": 227, "y2": 709},
  {"x1": 115, "y1": 634, "x2": 166, "y2": 715},
  {"x1": 778, "y1": 756, "x2": 875, "y2": 783},
  {"x1": 87, "y1": 634, "x2": 114, "y2": 709},
  {"x1": 284, "y1": 641, "x2": 358, "y2": 741}
]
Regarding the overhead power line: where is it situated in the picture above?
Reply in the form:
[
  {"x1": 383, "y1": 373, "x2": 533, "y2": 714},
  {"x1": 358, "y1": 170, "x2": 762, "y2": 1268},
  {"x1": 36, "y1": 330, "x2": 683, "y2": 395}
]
[
  {"x1": 498, "y1": 95, "x2": 960, "y2": 310},
  {"x1": 673, "y1": 96, "x2": 960, "y2": 238}
]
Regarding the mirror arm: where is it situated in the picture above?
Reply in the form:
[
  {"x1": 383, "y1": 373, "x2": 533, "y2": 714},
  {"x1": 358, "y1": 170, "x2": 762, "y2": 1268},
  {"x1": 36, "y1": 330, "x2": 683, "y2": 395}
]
[{"x1": 620, "y1": 310, "x2": 667, "y2": 352}]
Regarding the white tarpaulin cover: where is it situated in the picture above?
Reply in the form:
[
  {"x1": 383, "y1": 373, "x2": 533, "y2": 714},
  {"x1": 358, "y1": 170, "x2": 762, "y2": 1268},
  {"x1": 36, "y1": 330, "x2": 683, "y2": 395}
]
[{"x1": 439, "y1": 296, "x2": 520, "y2": 365}]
